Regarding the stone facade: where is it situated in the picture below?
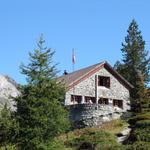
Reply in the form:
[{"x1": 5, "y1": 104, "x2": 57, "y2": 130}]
[{"x1": 65, "y1": 67, "x2": 130, "y2": 112}]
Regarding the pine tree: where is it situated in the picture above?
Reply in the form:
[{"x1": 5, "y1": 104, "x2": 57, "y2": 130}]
[
  {"x1": 15, "y1": 35, "x2": 70, "y2": 149},
  {"x1": 114, "y1": 20, "x2": 150, "y2": 113},
  {"x1": 0, "y1": 104, "x2": 17, "y2": 149}
]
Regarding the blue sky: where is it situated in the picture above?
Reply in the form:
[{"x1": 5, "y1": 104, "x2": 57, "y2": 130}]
[{"x1": 0, "y1": 0, "x2": 150, "y2": 84}]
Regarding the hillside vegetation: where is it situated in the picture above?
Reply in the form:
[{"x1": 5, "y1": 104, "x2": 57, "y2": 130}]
[
  {"x1": 50, "y1": 119, "x2": 127, "y2": 150},
  {"x1": 1, "y1": 117, "x2": 150, "y2": 150},
  {"x1": 126, "y1": 112, "x2": 150, "y2": 149},
  {"x1": 50, "y1": 117, "x2": 150, "y2": 150}
]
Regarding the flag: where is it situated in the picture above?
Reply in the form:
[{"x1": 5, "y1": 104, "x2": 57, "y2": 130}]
[{"x1": 72, "y1": 49, "x2": 76, "y2": 64}]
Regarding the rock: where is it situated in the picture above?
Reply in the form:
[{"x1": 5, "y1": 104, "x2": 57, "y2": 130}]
[
  {"x1": 121, "y1": 127, "x2": 131, "y2": 136},
  {"x1": 0, "y1": 75, "x2": 20, "y2": 111},
  {"x1": 117, "y1": 126, "x2": 131, "y2": 143},
  {"x1": 117, "y1": 135, "x2": 127, "y2": 143}
]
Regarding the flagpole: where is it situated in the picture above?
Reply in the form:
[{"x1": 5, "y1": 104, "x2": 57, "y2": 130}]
[
  {"x1": 72, "y1": 48, "x2": 75, "y2": 104},
  {"x1": 72, "y1": 48, "x2": 75, "y2": 73}
]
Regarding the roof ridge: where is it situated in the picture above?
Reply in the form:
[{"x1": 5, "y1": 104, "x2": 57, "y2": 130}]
[{"x1": 59, "y1": 61, "x2": 105, "y2": 78}]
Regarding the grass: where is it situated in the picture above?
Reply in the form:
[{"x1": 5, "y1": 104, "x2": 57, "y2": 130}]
[
  {"x1": 54, "y1": 119, "x2": 128, "y2": 150},
  {"x1": 99, "y1": 119, "x2": 128, "y2": 134},
  {"x1": 65, "y1": 130, "x2": 122, "y2": 150},
  {"x1": 56, "y1": 119, "x2": 128, "y2": 142}
]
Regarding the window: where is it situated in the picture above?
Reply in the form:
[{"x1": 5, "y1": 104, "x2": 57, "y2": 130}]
[
  {"x1": 99, "y1": 98, "x2": 109, "y2": 104},
  {"x1": 113, "y1": 99, "x2": 123, "y2": 108},
  {"x1": 71, "y1": 95, "x2": 82, "y2": 104},
  {"x1": 98, "y1": 76, "x2": 110, "y2": 88},
  {"x1": 85, "y1": 96, "x2": 96, "y2": 104}
]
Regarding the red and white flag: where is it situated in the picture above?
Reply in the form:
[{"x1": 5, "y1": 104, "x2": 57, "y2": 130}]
[{"x1": 72, "y1": 49, "x2": 76, "y2": 64}]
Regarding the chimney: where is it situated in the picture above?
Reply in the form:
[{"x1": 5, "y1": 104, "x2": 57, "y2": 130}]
[{"x1": 63, "y1": 70, "x2": 68, "y2": 75}]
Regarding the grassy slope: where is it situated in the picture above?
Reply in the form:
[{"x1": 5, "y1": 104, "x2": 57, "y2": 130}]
[
  {"x1": 53, "y1": 119, "x2": 128, "y2": 150},
  {"x1": 54, "y1": 116, "x2": 150, "y2": 150}
]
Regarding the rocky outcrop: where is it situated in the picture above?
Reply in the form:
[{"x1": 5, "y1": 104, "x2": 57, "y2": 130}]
[{"x1": 0, "y1": 75, "x2": 20, "y2": 110}]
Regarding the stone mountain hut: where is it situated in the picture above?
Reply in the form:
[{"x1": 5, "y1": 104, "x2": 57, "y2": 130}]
[{"x1": 58, "y1": 61, "x2": 133, "y2": 127}]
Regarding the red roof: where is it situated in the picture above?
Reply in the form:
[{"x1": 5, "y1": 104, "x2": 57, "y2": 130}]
[{"x1": 58, "y1": 61, "x2": 133, "y2": 90}]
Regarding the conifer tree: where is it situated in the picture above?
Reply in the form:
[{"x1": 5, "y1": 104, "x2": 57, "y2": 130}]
[
  {"x1": 114, "y1": 20, "x2": 150, "y2": 113},
  {"x1": 0, "y1": 104, "x2": 17, "y2": 149},
  {"x1": 15, "y1": 35, "x2": 70, "y2": 149}
]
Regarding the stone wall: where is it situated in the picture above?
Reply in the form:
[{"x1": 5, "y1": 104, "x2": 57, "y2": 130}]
[{"x1": 69, "y1": 104, "x2": 129, "y2": 128}]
